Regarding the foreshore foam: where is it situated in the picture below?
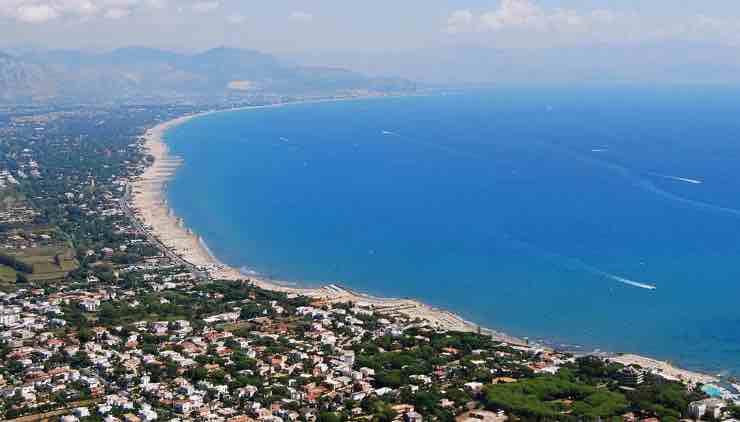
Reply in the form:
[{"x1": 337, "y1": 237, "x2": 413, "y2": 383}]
[
  {"x1": 127, "y1": 101, "x2": 718, "y2": 386},
  {"x1": 128, "y1": 100, "x2": 503, "y2": 337}
]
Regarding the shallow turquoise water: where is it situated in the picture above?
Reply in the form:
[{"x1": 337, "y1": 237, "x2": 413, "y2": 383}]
[
  {"x1": 166, "y1": 87, "x2": 740, "y2": 375},
  {"x1": 702, "y1": 385, "x2": 723, "y2": 397}
]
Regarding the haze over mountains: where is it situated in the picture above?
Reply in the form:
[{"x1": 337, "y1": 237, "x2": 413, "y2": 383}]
[
  {"x1": 4, "y1": 41, "x2": 740, "y2": 105},
  {"x1": 294, "y1": 43, "x2": 740, "y2": 85},
  {"x1": 0, "y1": 47, "x2": 413, "y2": 104}
]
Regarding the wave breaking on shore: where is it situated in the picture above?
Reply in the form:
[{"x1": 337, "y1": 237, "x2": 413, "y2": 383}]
[
  {"x1": 126, "y1": 105, "x2": 718, "y2": 386},
  {"x1": 128, "y1": 105, "x2": 505, "y2": 337}
]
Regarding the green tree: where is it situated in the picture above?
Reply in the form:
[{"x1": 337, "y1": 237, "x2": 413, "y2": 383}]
[{"x1": 317, "y1": 412, "x2": 341, "y2": 422}]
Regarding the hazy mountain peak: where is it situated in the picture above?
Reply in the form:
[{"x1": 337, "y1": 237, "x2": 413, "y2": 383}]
[
  {"x1": 194, "y1": 47, "x2": 281, "y2": 66},
  {"x1": 109, "y1": 46, "x2": 182, "y2": 62},
  {"x1": 0, "y1": 46, "x2": 412, "y2": 104}
]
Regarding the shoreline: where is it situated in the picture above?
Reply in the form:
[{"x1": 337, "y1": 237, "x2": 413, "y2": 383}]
[
  {"x1": 129, "y1": 99, "x2": 510, "y2": 337},
  {"x1": 127, "y1": 99, "x2": 719, "y2": 387}
]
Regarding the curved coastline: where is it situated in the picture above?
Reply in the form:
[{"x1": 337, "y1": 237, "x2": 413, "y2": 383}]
[{"x1": 128, "y1": 102, "x2": 719, "y2": 387}]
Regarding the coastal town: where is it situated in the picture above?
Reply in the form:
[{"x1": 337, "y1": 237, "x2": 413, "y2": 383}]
[{"x1": 0, "y1": 102, "x2": 739, "y2": 422}]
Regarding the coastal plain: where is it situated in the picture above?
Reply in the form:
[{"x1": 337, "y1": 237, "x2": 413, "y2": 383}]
[
  {"x1": 131, "y1": 111, "x2": 502, "y2": 336},
  {"x1": 130, "y1": 105, "x2": 719, "y2": 386}
]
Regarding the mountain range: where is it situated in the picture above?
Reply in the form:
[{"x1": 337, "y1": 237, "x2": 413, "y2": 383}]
[{"x1": 0, "y1": 47, "x2": 414, "y2": 104}]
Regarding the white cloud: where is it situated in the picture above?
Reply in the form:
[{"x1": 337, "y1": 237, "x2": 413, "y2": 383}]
[
  {"x1": 191, "y1": 1, "x2": 219, "y2": 13},
  {"x1": 479, "y1": 0, "x2": 542, "y2": 30},
  {"x1": 442, "y1": 2, "x2": 740, "y2": 47},
  {"x1": 103, "y1": 7, "x2": 129, "y2": 19},
  {"x1": 590, "y1": 9, "x2": 618, "y2": 24},
  {"x1": 288, "y1": 11, "x2": 313, "y2": 23},
  {"x1": 0, "y1": 0, "x2": 174, "y2": 23},
  {"x1": 446, "y1": 9, "x2": 473, "y2": 34},
  {"x1": 445, "y1": 0, "x2": 626, "y2": 36},
  {"x1": 227, "y1": 13, "x2": 245, "y2": 24},
  {"x1": 63, "y1": 0, "x2": 99, "y2": 17},
  {"x1": 15, "y1": 4, "x2": 59, "y2": 23}
]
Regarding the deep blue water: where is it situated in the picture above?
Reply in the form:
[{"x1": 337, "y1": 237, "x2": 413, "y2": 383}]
[{"x1": 166, "y1": 87, "x2": 740, "y2": 376}]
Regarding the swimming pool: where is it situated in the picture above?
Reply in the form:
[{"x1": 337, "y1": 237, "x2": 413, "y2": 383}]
[{"x1": 702, "y1": 384, "x2": 723, "y2": 398}]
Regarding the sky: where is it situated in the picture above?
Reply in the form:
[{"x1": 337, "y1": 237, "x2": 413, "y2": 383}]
[{"x1": 2, "y1": 0, "x2": 740, "y2": 53}]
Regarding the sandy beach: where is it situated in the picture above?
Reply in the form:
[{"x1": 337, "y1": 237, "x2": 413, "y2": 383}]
[
  {"x1": 609, "y1": 354, "x2": 718, "y2": 385},
  {"x1": 128, "y1": 106, "x2": 718, "y2": 386},
  {"x1": 128, "y1": 105, "x2": 510, "y2": 337}
]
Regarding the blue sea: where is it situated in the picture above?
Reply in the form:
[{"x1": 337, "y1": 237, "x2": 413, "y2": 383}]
[{"x1": 165, "y1": 87, "x2": 740, "y2": 376}]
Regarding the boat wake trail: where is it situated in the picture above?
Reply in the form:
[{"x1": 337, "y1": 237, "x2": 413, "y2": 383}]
[
  {"x1": 381, "y1": 130, "x2": 482, "y2": 160},
  {"x1": 567, "y1": 150, "x2": 740, "y2": 219},
  {"x1": 506, "y1": 236, "x2": 657, "y2": 291},
  {"x1": 606, "y1": 275, "x2": 657, "y2": 290},
  {"x1": 647, "y1": 172, "x2": 703, "y2": 185}
]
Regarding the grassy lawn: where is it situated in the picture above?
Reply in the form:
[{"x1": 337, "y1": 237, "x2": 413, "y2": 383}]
[
  {"x1": 0, "y1": 189, "x2": 26, "y2": 206},
  {"x1": 0, "y1": 264, "x2": 17, "y2": 283},
  {"x1": 2, "y1": 244, "x2": 80, "y2": 283}
]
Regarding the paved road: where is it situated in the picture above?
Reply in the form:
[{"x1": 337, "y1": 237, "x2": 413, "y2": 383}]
[{"x1": 120, "y1": 186, "x2": 207, "y2": 280}]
